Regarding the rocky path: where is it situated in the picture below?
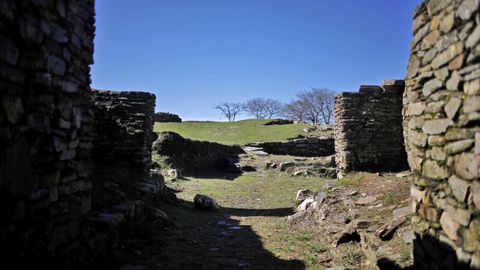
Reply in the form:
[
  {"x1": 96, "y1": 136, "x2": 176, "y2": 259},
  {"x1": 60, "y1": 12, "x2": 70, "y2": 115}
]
[{"x1": 118, "y1": 154, "x2": 413, "y2": 270}]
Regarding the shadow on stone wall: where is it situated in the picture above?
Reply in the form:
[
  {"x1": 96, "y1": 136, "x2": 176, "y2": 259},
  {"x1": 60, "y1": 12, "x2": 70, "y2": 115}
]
[{"x1": 153, "y1": 132, "x2": 245, "y2": 178}]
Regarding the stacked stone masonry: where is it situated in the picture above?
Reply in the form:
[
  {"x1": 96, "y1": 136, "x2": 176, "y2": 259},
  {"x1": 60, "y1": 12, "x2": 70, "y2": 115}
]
[
  {"x1": 92, "y1": 90, "x2": 156, "y2": 173},
  {"x1": 247, "y1": 136, "x2": 335, "y2": 157},
  {"x1": 154, "y1": 111, "x2": 182, "y2": 122},
  {"x1": 404, "y1": 1, "x2": 480, "y2": 269},
  {"x1": 0, "y1": 0, "x2": 95, "y2": 267},
  {"x1": 334, "y1": 81, "x2": 408, "y2": 174}
]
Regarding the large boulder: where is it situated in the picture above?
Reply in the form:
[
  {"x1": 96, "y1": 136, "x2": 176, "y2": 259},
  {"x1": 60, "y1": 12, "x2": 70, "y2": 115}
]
[{"x1": 194, "y1": 194, "x2": 220, "y2": 211}]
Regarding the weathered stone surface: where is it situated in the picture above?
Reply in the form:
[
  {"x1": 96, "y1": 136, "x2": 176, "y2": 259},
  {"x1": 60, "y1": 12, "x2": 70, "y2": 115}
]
[
  {"x1": 454, "y1": 153, "x2": 480, "y2": 180},
  {"x1": 428, "y1": 135, "x2": 446, "y2": 146},
  {"x1": 355, "y1": 196, "x2": 377, "y2": 205},
  {"x1": 473, "y1": 181, "x2": 480, "y2": 209},
  {"x1": 422, "y1": 78, "x2": 443, "y2": 96},
  {"x1": 440, "y1": 12, "x2": 455, "y2": 33},
  {"x1": 334, "y1": 82, "x2": 407, "y2": 173},
  {"x1": 445, "y1": 204, "x2": 471, "y2": 226},
  {"x1": 422, "y1": 119, "x2": 453, "y2": 134},
  {"x1": 462, "y1": 219, "x2": 480, "y2": 252},
  {"x1": 406, "y1": 102, "x2": 426, "y2": 116},
  {"x1": 432, "y1": 42, "x2": 464, "y2": 69},
  {"x1": 279, "y1": 161, "x2": 295, "y2": 171},
  {"x1": 456, "y1": 0, "x2": 480, "y2": 21},
  {"x1": 445, "y1": 139, "x2": 474, "y2": 154},
  {"x1": 464, "y1": 96, "x2": 480, "y2": 113},
  {"x1": 446, "y1": 71, "x2": 461, "y2": 91},
  {"x1": 2, "y1": 96, "x2": 23, "y2": 124},
  {"x1": 464, "y1": 79, "x2": 480, "y2": 95},
  {"x1": 444, "y1": 96, "x2": 461, "y2": 119},
  {"x1": 194, "y1": 194, "x2": 220, "y2": 211},
  {"x1": 0, "y1": 1, "x2": 96, "y2": 266},
  {"x1": 422, "y1": 30, "x2": 440, "y2": 49},
  {"x1": 93, "y1": 90, "x2": 156, "y2": 173},
  {"x1": 449, "y1": 54, "x2": 465, "y2": 70},
  {"x1": 476, "y1": 132, "x2": 480, "y2": 154},
  {"x1": 440, "y1": 211, "x2": 461, "y2": 241},
  {"x1": 406, "y1": 1, "x2": 480, "y2": 268},
  {"x1": 409, "y1": 129, "x2": 428, "y2": 147},
  {"x1": 427, "y1": 146, "x2": 446, "y2": 160},
  {"x1": 448, "y1": 175, "x2": 470, "y2": 202},
  {"x1": 422, "y1": 159, "x2": 449, "y2": 179}
]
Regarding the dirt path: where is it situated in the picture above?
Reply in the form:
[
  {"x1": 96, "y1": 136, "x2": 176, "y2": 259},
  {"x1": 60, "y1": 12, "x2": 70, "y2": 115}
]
[
  {"x1": 153, "y1": 200, "x2": 305, "y2": 270},
  {"x1": 118, "y1": 154, "x2": 412, "y2": 270}
]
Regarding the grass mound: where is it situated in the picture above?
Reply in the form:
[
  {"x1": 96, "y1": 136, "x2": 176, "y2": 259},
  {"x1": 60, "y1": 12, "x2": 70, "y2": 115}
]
[{"x1": 154, "y1": 119, "x2": 310, "y2": 145}]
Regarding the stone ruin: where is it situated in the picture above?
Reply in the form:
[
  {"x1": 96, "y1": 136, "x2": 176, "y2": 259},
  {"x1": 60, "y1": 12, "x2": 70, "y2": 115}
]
[
  {"x1": 154, "y1": 112, "x2": 182, "y2": 123},
  {"x1": 334, "y1": 81, "x2": 409, "y2": 175},
  {"x1": 0, "y1": 0, "x2": 95, "y2": 266},
  {"x1": 92, "y1": 89, "x2": 156, "y2": 173},
  {"x1": 247, "y1": 136, "x2": 335, "y2": 157},
  {"x1": 1, "y1": 0, "x2": 479, "y2": 269},
  {"x1": 153, "y1": 131, "x2": 244, "y2": 174},
  {"x1": 0, "y1": 1, "x2": 161, "y2": 268},
  {"x1": 404, "y1": 0, "x2": 480, "y2": 269}
]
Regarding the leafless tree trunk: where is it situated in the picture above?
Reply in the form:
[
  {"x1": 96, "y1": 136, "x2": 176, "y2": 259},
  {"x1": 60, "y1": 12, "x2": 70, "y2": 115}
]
[
  {"x1": 214, "y1": 102, "x2": 243, "y2": 122},
  {"x1": 244, "y1": 98, "x2": 283, "y2": 119},
  {"x1": 282, "y1": 88, "x2": 335, "y2": 124}
]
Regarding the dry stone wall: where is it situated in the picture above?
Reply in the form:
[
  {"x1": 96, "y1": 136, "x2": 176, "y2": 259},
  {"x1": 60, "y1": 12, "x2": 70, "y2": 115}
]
[
  {"x1": 153, "y1": 131, "x2": 244, "y2": 173},
  {"x1": 0, "y1": 0, "x2": 95, "y2": 267},
  {"x1": 154, "y1": 112, "x2": 182, "y2": 123},
  {"x1": 247, "y1": 136, "x2": 335, "y2": 157},
  {"x1": 334, "y1": 81, "x2": 408, "y2": 174},
  {"x1": 405, "y1": 1, "x2": 480, "y2": 269},
  {"x1": 92, "y1": 90, "x2": 156, "y2": 173}
]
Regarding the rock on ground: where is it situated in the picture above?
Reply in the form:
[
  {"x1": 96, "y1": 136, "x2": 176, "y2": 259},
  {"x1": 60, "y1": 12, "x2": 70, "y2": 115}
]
[{"x1": 194, "y1": 194, "x2": 220, "y2": 211}]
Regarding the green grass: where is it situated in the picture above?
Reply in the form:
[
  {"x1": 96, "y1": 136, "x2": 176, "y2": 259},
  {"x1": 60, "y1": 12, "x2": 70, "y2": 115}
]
[
  {"x1": 167, "y1": 174, "x2": 330, "y2": 268},
  {"x1": 339, "y1": 250, "x2": 365, "y2": 267},
  {"x1": 336, "y1": 174, "x2": 363, "y2": 187},
  {"x1": 154, "y1": 119, "x2": 310, "y2": 145}
]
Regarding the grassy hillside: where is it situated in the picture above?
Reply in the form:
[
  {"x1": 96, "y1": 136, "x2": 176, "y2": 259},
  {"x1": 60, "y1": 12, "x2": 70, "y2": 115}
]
[{"x1": 154, "y1": 119, "x2": 310, "y2": 145}]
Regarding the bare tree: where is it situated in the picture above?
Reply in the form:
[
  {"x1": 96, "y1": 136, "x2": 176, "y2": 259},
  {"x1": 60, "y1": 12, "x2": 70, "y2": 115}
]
[
  {"x1": 282, "y1": 100, "x2": 306, "y2": 123},
  {"x1": 311, "y1": 88, "x2": 335, "y2": 124},
  {"x1": 214, "y1": 102, "x2": 243, "y2": 122},
  {"x1": 283, "y1": 88, "x2": 335, "y2": 124},
  {"x1": 264, "y1": 99, "x2": 283, "y2": 119},
  {"x1": 244, "y1": 98, "x2": 283, "y2": 119},
  {"x1": 296, "y1": 90, "x2": 322, "y2": 124}
]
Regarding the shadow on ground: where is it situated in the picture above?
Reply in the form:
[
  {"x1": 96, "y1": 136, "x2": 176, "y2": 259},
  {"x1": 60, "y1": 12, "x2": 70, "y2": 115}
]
[{"x1": 119, "y1": 198, "x2": 305, "y2": 270}]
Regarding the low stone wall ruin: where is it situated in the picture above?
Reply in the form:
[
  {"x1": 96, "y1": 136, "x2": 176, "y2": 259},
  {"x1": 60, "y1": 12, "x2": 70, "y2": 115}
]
[
  {"x1": 334, "y1": 81, "x2": 408, "y2": 174},
  {"x1": 153, "y1": 132, "x2": 245, "y2": 173},
  {"x1": 247, "y1": 136, "x2": 335, "y2": 157},
  {"x1": 92, "y1": 90, "x2": 156, "y2": 173},
  {"x1": 154, "y1": 112, "x2": 182, "y2": 123},
  {"x1": 405, "y1": 1, "x2": 480, "y2": 269},
  {"x1": 0, "y1": 0, "x2": 95, "y2": 267}
]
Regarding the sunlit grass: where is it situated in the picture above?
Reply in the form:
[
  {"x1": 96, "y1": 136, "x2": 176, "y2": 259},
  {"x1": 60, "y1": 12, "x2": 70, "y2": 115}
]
[{"x1": 154, "y1": 119, "x2": 310, "y2": 145}]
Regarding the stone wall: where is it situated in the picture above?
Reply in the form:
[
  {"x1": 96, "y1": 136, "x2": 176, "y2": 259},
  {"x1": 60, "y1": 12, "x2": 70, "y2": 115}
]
[
  {"x1": 154, "y1": 112, "x2": 182, "y2": 123},
  {"x1": 153, "y1": 131, "x2": 245, "y2": 173},
  {"x1": 247, "y1": 136, "x2": 335, "y2": 157},
  {"x1": 0, "y1": 0, "x2": 95, "y2": 267},
  {"x1": 405, "y1": 1, "x2": 480, "y2": 269},
  {"x1": 92, "y1": 90, "x2": 156, "y2": 173},
  {"x1": 334, "y1": 81, "x2": 408, "y2": 174}
]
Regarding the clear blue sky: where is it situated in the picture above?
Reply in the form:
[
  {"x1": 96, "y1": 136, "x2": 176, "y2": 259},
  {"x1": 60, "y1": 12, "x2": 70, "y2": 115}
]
[{"x1": 92, "y1": 0, "x2": 421, "y2": 121}]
